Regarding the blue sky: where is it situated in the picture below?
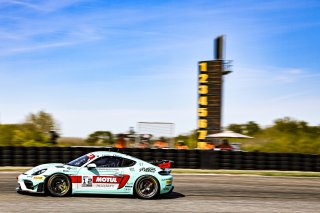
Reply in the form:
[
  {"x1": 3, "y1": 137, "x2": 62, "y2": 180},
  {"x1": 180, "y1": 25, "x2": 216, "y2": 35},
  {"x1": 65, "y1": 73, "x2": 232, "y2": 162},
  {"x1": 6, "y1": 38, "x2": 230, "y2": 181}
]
[{"x1": 0, "y1": 0, "x2": 320, "y2": 137}]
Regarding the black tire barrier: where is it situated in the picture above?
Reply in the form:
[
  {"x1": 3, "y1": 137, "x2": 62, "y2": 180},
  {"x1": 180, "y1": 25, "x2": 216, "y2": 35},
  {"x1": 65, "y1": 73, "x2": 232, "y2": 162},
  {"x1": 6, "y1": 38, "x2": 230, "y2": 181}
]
[{"x1": 0, "y1": 146, "x2": 320, "y2": 171}]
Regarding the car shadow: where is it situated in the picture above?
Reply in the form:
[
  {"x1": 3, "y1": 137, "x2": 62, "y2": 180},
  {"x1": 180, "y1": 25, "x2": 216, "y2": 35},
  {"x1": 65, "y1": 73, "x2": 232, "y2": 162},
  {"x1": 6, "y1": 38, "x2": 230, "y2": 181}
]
[
  {"x1": 158, "y1": 192, "x2": 185, "y2": 199},
  {"x1": 17, "y1": 191, "x2": 45, "y2": 197},
  {"x1": 17, "y1": 191, "x2": 185, "y2": 200},
  {"x1": 73, "y1": 191, "x2": 185, "y2": 200}
]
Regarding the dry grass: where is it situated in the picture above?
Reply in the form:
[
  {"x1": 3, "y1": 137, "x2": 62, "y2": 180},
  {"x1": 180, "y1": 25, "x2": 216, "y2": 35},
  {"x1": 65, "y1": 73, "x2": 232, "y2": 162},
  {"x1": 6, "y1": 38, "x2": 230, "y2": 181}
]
[{"x1": 56, "y1": 137, "x2": 86, "y2": 147}]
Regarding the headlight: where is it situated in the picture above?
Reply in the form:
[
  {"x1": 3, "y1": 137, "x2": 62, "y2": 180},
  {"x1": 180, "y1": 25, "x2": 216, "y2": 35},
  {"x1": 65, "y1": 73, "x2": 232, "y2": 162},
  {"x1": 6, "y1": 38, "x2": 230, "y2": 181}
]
[{"x1": 32, "y1": 169, "x2": 47, "y2": 175}]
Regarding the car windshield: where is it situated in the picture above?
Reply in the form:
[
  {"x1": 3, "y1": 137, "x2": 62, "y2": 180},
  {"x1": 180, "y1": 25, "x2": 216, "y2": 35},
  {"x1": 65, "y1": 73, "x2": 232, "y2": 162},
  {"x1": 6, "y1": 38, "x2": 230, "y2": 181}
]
[{"x1": 66, "y1": 155, "x2": 90, "y2": 167}]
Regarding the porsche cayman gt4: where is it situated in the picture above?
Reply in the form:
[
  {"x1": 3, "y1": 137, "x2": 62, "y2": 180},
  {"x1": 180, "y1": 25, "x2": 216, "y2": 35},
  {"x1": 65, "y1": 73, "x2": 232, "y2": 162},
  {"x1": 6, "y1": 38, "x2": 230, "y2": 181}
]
[{"x1": 16, "y1": 151, "x2": 174, "y2": 199}]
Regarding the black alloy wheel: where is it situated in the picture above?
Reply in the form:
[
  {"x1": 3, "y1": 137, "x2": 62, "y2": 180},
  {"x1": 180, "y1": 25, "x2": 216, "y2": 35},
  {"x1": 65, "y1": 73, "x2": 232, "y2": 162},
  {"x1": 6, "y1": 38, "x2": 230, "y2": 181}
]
[
  {"x1": 135, "y1": 175, "x2": 159, "y2": 199},
  {"x1": 47, "y1": 174, "x2": 71, "y2": 197}
]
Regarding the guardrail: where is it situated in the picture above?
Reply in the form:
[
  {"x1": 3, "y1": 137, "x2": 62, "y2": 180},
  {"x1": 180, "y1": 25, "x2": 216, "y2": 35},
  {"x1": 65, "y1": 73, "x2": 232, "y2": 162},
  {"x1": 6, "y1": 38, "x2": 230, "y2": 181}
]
[{"x1": 0, "y1": 146, "x2": 319, "y2": 171}]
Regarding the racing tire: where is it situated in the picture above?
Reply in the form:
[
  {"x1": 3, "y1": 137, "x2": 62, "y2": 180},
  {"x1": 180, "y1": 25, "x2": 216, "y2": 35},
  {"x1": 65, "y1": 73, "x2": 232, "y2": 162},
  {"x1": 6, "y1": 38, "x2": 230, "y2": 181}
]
[
  {"x1": 46, "y1": 174, "x2": 71, "y2": 197},
  {"x1": 134, "y1": 175, "x2": 159, "y2": 199}
]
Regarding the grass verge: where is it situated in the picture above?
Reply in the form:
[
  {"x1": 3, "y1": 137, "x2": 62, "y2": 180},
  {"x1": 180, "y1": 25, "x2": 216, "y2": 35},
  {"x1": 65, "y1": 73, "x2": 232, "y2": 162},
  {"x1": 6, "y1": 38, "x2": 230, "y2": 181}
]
[{"x1": 0, "y1": 167, "x2": 32, "y2": 172}]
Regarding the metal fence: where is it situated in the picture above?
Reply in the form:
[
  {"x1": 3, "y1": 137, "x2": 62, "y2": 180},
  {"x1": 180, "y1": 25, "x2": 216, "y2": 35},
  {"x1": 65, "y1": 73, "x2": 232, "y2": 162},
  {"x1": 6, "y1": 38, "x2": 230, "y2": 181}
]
[{"x1": 0, "y1": 146, "x2": 319, "y2": 171}]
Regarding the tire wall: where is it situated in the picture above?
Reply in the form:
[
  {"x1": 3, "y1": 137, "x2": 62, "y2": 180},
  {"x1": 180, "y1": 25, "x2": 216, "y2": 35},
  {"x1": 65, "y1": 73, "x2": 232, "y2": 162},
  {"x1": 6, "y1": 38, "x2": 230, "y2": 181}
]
[{"x1": 0, "y1": 146, "x2": 319, "y2": 171}]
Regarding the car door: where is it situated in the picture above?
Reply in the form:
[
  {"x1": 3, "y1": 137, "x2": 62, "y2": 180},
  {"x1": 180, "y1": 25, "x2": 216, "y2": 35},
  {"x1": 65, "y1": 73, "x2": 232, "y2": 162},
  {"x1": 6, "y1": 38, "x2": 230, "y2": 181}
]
[{"x1": 76, "y1": 156, "x2": 130, "y2": 194}]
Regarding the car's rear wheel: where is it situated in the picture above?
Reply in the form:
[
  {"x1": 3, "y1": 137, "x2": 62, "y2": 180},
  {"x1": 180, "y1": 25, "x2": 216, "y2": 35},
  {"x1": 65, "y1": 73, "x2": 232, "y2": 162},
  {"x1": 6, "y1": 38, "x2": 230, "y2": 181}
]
[
  {"x1": 134, "y1": 175, "x2": 159, "y2": 199},
  {"x1": 47, "y1": 174, "x2": 71, "y2": 197}
]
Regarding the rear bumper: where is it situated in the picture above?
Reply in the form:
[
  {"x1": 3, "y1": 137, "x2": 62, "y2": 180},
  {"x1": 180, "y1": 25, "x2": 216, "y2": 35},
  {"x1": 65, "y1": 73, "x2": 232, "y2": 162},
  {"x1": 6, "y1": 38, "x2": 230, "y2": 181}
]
[
  {"x1": 162, "y1": 186, "x2": 174, "y2": 195},
  {"x1": 159, "y1": 176, "x2": 174, "y2": 195}
]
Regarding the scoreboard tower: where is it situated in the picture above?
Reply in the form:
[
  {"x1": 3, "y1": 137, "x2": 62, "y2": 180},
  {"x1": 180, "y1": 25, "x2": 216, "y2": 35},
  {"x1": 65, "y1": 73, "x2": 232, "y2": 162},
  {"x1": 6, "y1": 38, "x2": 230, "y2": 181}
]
[{"x1": 197, "y1": 36, "x2": 232, "y2": 149}]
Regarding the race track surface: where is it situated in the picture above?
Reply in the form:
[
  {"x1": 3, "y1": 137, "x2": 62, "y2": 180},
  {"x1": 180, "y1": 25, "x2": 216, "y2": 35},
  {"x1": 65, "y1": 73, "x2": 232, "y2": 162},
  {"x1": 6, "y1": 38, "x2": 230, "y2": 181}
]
[{"x1": 1, "y1": 173, "x2": 320, "y2": 212}]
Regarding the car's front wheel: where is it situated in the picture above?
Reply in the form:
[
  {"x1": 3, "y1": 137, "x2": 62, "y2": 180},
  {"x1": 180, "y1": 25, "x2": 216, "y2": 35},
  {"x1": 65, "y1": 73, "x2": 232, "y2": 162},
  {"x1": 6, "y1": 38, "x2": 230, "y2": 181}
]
[
  {"x1": 134, "y1": 175, "x2": 159, "y2": 199},
  {"x1": 46, "y1": 174, "x2": 71, "y2": 197}
]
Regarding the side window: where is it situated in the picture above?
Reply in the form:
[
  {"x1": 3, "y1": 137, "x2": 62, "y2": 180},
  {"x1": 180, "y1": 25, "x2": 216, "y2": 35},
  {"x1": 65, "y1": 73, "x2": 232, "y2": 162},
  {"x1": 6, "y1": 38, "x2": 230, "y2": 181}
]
[
  {"x1": 93, "y1": 156, "x2": 122, "y2": 168},
  {"x1": 121, "y1": 158, "x2": 136, "y2": 167}
]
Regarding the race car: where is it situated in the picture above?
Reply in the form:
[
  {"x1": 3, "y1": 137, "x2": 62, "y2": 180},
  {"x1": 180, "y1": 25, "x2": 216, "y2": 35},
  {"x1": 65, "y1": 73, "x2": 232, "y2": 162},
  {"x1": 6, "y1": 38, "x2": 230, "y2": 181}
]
[{"x1": 16, "y1": 151, "x2": 174, "y2": 199}]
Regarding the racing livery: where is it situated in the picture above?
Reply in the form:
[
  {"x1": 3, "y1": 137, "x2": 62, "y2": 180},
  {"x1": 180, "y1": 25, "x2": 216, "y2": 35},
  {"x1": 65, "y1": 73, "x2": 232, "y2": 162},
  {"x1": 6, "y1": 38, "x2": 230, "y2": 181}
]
[{"x1": 16, "y1": 151, "x2": 174, "y2": 199}]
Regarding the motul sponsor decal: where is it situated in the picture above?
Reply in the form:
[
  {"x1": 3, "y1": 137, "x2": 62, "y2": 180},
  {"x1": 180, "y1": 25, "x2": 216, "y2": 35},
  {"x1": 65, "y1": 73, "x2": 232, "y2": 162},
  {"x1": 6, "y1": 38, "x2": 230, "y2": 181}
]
[
  {"x1": 71, "y1": 175, "x2": 130, "y2": 190},
  {"x1": 94, "y1": 176, "x2": 119, "y2": 183}
]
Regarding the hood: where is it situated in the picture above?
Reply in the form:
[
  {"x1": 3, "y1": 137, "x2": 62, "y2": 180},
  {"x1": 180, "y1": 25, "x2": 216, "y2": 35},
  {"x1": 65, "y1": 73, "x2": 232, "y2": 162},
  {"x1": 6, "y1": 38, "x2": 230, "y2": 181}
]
[{"x1": 24, "y1": 163, "x2": 64, "y2": 175}]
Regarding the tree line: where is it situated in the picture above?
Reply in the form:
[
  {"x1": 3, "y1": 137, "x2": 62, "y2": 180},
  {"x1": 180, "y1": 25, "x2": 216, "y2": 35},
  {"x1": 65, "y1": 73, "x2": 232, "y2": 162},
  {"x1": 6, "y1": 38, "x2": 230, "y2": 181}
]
[
  {"x1": 172, "y1": 117, "x2": 320, "y2": 154},
  {"x1": 0, "y1": 111, "x2": 59, "y2": 146},
  {"x1": 229, "y1": 117, "x2": 320, "y2": 154},
  {"x1": 1, "y1": 111, "x2": 319, "y2": 154}
]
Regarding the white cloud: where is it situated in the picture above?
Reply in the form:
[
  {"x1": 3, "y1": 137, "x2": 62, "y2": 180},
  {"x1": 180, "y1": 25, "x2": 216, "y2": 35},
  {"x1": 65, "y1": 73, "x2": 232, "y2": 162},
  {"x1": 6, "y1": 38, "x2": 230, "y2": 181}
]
[
  {"x1": 0, "y1": 0, "x2": 82, "y2": 12},
  {"x1": 273, "y1": 68, "x2": 304, "y2": 83}
]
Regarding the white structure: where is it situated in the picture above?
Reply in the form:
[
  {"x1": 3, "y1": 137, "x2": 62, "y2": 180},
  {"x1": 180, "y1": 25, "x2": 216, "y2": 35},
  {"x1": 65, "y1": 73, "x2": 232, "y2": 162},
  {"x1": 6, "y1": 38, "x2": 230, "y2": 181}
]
[{"x1": 136, "y1": 122, "x2": 175, "y2": 147}]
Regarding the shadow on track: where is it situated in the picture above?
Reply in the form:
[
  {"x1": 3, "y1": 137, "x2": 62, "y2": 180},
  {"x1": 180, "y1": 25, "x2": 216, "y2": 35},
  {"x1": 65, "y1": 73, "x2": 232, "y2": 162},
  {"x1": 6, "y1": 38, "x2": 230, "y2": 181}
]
[
  {"x1": 73, "y1": 191, "x2": 185, "y2": 200},
  {"x1": 17, "y1": 191, "x2": 185, "y2": 200}
]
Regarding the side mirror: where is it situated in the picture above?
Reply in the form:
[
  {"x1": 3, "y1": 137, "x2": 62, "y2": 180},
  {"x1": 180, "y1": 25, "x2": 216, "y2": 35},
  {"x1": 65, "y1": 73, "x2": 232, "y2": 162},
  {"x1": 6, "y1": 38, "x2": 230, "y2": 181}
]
[{"x1": 87, "y1": 163, "x2": 97, "y2": 170}]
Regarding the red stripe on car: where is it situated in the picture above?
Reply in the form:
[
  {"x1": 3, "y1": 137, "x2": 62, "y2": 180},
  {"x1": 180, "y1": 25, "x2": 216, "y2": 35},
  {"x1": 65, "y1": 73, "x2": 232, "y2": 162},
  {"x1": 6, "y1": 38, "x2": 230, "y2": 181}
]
[{"x1": 118, "y1": 175, "x2": 130, "y2": 189}]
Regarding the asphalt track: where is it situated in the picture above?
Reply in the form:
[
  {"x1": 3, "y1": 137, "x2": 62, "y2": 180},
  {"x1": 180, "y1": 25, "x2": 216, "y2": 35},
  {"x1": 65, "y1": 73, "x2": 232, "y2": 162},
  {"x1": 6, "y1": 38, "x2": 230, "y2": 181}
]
[{"x1": 0, "y1": 173, "x2": 320, "y2": 213}]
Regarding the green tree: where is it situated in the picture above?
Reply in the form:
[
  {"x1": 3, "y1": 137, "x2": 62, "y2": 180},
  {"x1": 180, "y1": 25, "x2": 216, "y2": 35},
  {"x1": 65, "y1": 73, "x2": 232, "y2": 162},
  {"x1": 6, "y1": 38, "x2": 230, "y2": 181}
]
[
  {"x1": 0, "y1": 124, "x2": 21, "y2": 146},
  {"x1": 25, "y1": 110, "x2": 60, "y2": 144},
  {"x1": 25, "y1": 110, "x2": 59, "y2": 135},
  {"x1": 227, "y1": 121, "x2": 260, "y2": 135},
  {"x1": 0, "y1": 123, "x2": 50, "y2": 146},
  {"x1": 0, "y1": 110, "x2": 59, "y2": 146},
  {"x1": 227, "y1": 124, "x2": 243, "y2": 133},
  {"x1": 241, "y1": 117, "x2": 320, "y2": 154},
  {"x1": 174, "y1": 130, "x2": 197, "y2": 149},
  {"x1": 86, "y1": 131, "x2": 114, "y2": 146},
  {"x1": 245, "y1": 121, "x2": 261, "y2": 135}
]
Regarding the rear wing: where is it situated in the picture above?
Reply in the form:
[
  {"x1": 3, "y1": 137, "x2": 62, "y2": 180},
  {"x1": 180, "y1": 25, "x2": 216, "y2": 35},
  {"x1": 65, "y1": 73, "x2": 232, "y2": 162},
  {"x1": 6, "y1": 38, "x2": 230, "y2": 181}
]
[{"x1": 148, "y1": 160, "x2": 173, "y2": 169}]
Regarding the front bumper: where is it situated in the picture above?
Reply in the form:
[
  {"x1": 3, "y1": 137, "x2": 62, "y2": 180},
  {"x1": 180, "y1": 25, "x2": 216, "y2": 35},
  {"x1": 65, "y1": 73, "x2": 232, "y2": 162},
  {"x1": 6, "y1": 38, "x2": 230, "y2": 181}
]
[{"x1": 16, "y1": 174, "x2": 46, "y2": 193}]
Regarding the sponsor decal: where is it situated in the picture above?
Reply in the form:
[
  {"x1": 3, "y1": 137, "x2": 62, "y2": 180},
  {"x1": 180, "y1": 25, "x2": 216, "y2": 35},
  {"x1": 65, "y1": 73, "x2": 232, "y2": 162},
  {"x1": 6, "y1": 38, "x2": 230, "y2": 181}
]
[
  {"x1": 139, "y1": 167, "x2": 156, "y2": 173},
  {"x1": 129, "y1": 168, "x2": 135, "y2": 172},
  {"x1": 87, "y1": 153, "x2": 95, "y2": 160},
  {"x1": 32, "y1": 176, "x2": 44, "y2": 181},
  {"x1": 94, "y1": 176, "x2": 118, "y2": 183},
  {"x1": 71, "y1": 175, "x2": 130, "y2": 190},
  {"x1": 97, "y1": 168, "x2": 119, "y2": 171},
  {"x1": 66, "y1": 167, "x2": 76, "y2": 170},
  {"x1": 124, "y1": 186, "x2": 132, "y2": 191},
  {"x1": 166, "y1": 179, "x2": 172, "y2": 185},
  {"x1": 82, "y1": 176, "x2": 93, "y2": 187},
  {"x1": 95, "y1": 184, "x2": 118, "y2": 190}
]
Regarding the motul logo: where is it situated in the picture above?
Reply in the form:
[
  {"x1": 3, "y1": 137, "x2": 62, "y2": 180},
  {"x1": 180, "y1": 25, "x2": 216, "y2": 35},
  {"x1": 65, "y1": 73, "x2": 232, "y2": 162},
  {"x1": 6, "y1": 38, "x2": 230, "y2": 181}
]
[{"x1": 95, "y1": 177, "x2": 117, "y2": 183}]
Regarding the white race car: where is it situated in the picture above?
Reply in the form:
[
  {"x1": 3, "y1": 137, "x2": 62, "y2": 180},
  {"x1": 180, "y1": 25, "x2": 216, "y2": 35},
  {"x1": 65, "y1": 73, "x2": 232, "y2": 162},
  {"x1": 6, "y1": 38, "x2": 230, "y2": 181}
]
[{"x1": 17, "y1": 151, "x2": 173, "y2": 199}]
